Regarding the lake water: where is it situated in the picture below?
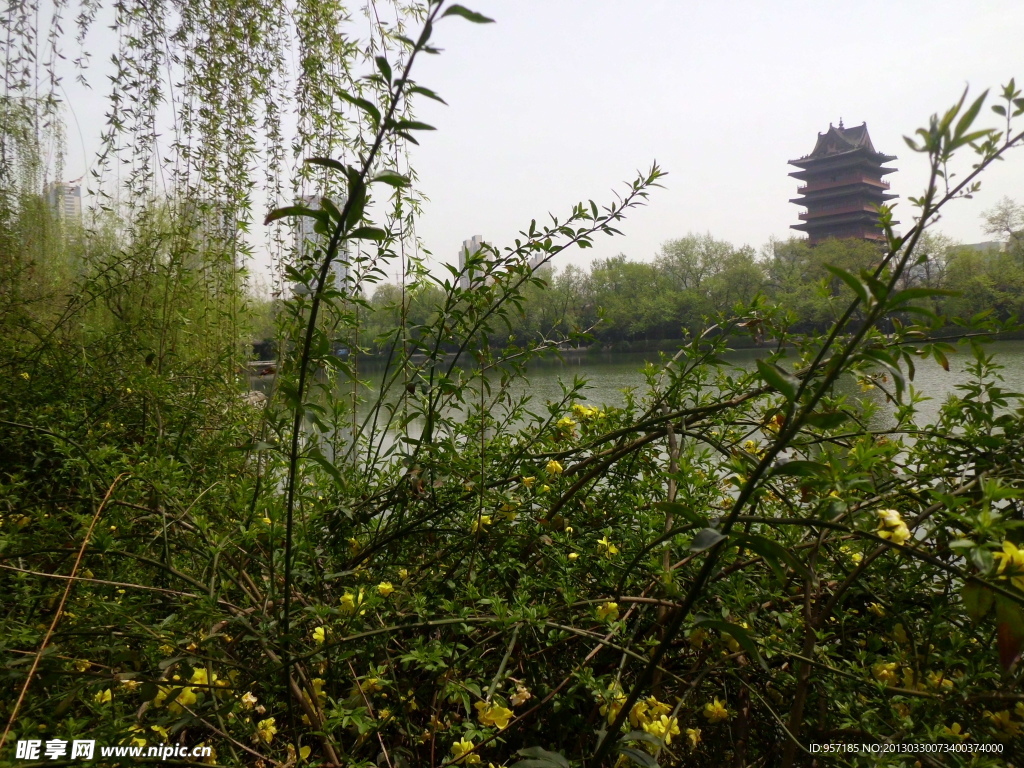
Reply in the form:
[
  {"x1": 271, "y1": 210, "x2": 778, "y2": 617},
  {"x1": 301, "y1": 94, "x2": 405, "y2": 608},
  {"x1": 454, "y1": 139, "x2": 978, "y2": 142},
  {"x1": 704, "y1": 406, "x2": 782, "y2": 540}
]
[
  {"x1": 348, "y1": 339, "x2": 1024, "y2": 439},
  {"x1": 512, "y1": 340, "x2": 1024, "y2": 428}
]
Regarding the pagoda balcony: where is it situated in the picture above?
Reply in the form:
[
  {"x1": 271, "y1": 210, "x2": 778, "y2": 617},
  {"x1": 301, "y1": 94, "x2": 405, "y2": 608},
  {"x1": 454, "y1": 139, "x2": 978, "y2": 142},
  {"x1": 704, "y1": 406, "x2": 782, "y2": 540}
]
[
  {"x1": 796, "y1": 176, "x2": 890, "y2": 194},
  {"x1": 798, "y1": 202, "x2": 880, "y2": 220}
]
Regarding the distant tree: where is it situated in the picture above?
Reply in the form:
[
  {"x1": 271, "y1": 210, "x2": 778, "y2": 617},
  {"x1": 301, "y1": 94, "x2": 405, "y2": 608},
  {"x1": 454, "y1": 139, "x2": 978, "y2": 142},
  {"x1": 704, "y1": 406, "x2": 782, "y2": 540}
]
[{"x1": 981, "y1": 195, "x2": 1024, "y2": 268}]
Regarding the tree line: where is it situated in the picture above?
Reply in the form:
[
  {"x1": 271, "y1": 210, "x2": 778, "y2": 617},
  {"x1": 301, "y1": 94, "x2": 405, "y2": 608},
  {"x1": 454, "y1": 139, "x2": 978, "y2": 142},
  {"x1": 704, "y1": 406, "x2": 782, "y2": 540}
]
[{"x1": 349, "y1": 200, "x2": 1023, "y2": 352}]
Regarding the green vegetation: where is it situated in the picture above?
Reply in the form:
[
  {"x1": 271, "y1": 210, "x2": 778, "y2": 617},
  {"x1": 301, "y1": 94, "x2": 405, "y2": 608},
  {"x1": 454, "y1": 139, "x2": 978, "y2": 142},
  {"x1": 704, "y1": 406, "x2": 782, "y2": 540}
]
[
  {"x1": 355, "y1": 221, "x2": 1024, "y2": 351},
  {"x1": 3, "y1": 3, "x2": 1024, "y2": 767}
]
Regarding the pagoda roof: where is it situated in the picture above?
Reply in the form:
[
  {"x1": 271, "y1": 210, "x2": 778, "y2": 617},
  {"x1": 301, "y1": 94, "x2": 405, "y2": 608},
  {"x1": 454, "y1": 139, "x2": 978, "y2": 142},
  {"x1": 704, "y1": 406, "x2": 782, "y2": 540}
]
[{"x1": 789, "y1": 122, "x2": 896, "y2": 167}]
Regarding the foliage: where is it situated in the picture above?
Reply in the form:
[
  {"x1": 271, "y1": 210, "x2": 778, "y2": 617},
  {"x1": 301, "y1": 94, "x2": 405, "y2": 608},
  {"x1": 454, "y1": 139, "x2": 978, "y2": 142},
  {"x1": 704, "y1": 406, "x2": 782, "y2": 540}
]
[{"x1": 2, "y1": 3, "x2": 1024, "y2": 768}]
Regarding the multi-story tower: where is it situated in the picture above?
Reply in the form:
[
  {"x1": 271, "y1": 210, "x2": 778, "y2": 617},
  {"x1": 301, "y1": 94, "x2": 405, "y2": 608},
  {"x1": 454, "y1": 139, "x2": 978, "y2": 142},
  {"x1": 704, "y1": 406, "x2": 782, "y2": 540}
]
[
  {"x1": 789, "y1": 121, "x2": 897, "y2": 245},
  {"x1": 44, "y1": 181, "x2": 82, "y2": 220}
]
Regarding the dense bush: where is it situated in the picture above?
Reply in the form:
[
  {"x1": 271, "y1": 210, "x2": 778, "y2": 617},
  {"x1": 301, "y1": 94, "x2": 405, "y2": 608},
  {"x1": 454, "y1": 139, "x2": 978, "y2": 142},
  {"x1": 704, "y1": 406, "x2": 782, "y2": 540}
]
[{"x1": 3, "y1": 3, "x2": 1024, "y2": 767}]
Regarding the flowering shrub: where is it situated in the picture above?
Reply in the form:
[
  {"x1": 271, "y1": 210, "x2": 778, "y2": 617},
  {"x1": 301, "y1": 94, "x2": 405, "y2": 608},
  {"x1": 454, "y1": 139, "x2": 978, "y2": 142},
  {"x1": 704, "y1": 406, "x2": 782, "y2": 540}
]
[{"x1": 1, "y1": 2, "x2": 1023, "y2": 766}]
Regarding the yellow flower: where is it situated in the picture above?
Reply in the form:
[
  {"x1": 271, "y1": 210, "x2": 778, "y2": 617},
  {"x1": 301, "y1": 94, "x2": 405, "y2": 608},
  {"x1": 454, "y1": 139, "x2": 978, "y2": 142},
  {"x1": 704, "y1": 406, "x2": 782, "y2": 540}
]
[
  {"x1": 597, "y1": 536, "x2": 619, "y2": 558},
  {"x1": 475, "y1": 700, "x2": 514, "y2": 729},
  {"x1": 689, "y1": 628, "x2": 708, "y2": 648},
  {"x1": 510, "y1": 685, "x2": 531, "y2": 707},
  {"x1": 73, "y1": 659, "x2": 92, "y2": 672},
  {"x1": 867, "y1": 602, "x2": 885, "y2": 617},
  {"x1": 240, "y1": 691, "x2": 258, "y2": 710},
  {"x1": 20, "y1": 372, "x2": 30, "y2": 380},
  {"x1": 256, "y1": 717, "x2": 277, "y2": 744},
  {"x1": 891, "y1": 623, "x2": 909, "y2": 645},
  {"x1": 858, "y1": 378, "x2": 875, "y2": 392},
  {"x1": 355, "y1": 677, "x2": 383, "y2": 694},
  {"x1": 398, "y1": 568, "x2": 409, "y2": 580},
  {"x1": 985, "y1": 709, "x2": 1021, "y2": 737},
  {"x1": 470, "y1": 515, "x2": 492, "y2": 534},
  {"x1": 522, "y1": 476, "x2": 536, "y2": 488},
  {"x1": 119, "y1": 678, "x2": 141, "y2": 692},
  {"x1": 703, "y1": 698, "x2": 729, "y2": 723},
  {"x1": 340, "y1": 592, "x2": 359, "y2": 613},
  {"x1": 451, "y1": 738, "x2": 481, "y2": 764},
  {"x1": 546, "y1": 460, "x2": 564, "y2": 475},
  {"x1": 872, "y1": 662, "x2": 899, "y2": 685},
  {"x1": 876, "y1": 508, "x2": 902, "y2": 527},
  {"x1": 312, "y1": 626, "x2": 326, "y2": 644},
  {"x1": 643, "y1": 715, "x2": 680, "y2": 745},
  {"x1": 876, "y1": 509, "x2": 911, "y2": 545},
  {"x1": 556, "y1": 416, "x2": 577, "y2": 431},
  {"x1": 261, "y1": 517, "x2": 272, "y2": 526},
  {"x1": 926, "y1": 671, "x2": 954, "y2": 690},
  {"x1": 572, "y1": 403, "x2": 600, "y2": 419},
  {"x1": 377, "y1": 581, "x2": 395, "y2": 597},
  {"x1": 191, "y1": 667, "x2": 220, "y2": 689},
  {"x1": 596, "y1": 602, "x2": 619, "y2": 622},
  {"x1": 940, "y1": 722, "x2": 969, "y2": 740},
  {"x1": 599, "y1": 684, "x2": 627, "y2": 725},
  {"x1": 686, "y1": 727, "x2": 702, "y2": 750},
  {"x1": 568, "y1": 552, "x2": 578, "y2": 560},
  {"x1": 93, "y1": 688, "x2": 112, "y2": 705},
  {"x1": 170, "y1": 686, "x2": 197, "y2": 713},
  {"x1": 540, "y1": 484, "x2": 551, "y2": 493},
  {"x1": 993, "y1": 540, "x2": 1024, "y2": 590}
]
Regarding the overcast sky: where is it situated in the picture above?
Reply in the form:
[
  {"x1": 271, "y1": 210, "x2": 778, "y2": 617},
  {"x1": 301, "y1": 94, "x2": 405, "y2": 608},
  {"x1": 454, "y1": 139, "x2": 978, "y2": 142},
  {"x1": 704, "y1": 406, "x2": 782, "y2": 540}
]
[
  {"x1": 406, "y1": 0, "x2": 1024, "y2": 273},
  {"x1": 57, "y1": 0, "x2": 1024, "y2": 280}
]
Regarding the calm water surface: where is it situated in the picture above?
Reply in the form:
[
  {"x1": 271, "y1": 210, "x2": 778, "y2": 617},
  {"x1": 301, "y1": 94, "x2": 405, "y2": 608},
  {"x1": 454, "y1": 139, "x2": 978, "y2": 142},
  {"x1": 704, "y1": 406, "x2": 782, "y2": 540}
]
[{"x1": 353, "y1": 340, "x2": 1024, "y2": 435}]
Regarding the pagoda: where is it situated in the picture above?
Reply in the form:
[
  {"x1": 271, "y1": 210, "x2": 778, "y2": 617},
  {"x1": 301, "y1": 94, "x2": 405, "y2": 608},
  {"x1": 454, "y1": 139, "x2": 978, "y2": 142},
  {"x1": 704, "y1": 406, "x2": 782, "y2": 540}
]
[{"x1": 789, "y1": 120, "x2": 897, "y2": 245}]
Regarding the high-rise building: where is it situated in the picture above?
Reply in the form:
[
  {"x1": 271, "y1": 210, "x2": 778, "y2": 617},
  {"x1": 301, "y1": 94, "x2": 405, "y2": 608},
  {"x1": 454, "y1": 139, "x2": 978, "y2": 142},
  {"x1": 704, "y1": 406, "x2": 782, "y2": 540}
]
[
  {"x1": 458, "y1": 235, "x2": 487, "y2": 291},
  {"x1": 44, "y1": 181, "x2": 82, "y2": 220},
  {"x1": 293, "y1": 194, "x2": 348, "y2": 295},
  {"x1": 789, "y1": 121, "x2": 897, "y2": 245}
]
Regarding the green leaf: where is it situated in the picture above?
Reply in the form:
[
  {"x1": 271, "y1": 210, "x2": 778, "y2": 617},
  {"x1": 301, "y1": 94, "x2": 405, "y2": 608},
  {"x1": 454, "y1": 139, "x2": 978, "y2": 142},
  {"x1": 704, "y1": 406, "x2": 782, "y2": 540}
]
[
  {"x1": 768, "y1": 460, "x2": 830, "y2": 479},
  {"x1": 264, "y1": 205, "x2": 329, "y2": 226},
  {"x1": 408, "y1": 84, "x2": 448, "y2": 105},
  {"x1": 511, "y1": 747, "x2": 569, "y2": 768},
  {"x1": 308, "y1": 447, "x2": 343, "y2": 487},
  {"x1": 733, "y1": 532, "x2": 812, "y2": 582},
  {"x1": 652, "y1": 501, "x2": 706, "y2": 527},
  {"x1": 387, "y1": 118, "x2": 436, "y2": 132},
  {"x1": 336, "y1": 90, "x2": 381, "y2": 127},
  {"x1": 304, "y1": 156, "x2": 350, "y2": 174},
  {"x1": 695, "y1": 618, "x2": 769, "y2": 671},
  {"x1": 347, "y1": 226, "x2": 387, "y2": 241},
  {"x1": 617, "y1": 746, "x2": 660, "y2": 768},
  {"x1": 804, "y1": 410, "x2": 850, "y2": 429},
  {"x1": 442, "y1": 5, "x2": 496, "y2": 23},
  {"x1": 887, "y1": 287, "x2": 955, "y2": 305},
  {"x1": 689, "y1": 527, "x2": 726, "y2": 552},
  {"x1": 375, "y1": 55, "x2": 392, "y2": 84},
  {"x1": 319, "y1": 196, "x2": 343, "y2": 224},
  {"x1": 823, "y1": 264, "x2": 868, "y2": 303},
  {"x1": 344, "y1": 178, "x2": 367, "y2": 230},
  {"x1": 962, "y1": 582, "x2": 994, "y2": 622},
  {"x1": 755, "y1": 358, "x2": 798, "y2": 402},
  {"x1": 619, "y1": 731, "x2": 664, "y2": 747},
  {"x1": 953, "y1": 90, "x2": 988, "y2": 142},
  {"x1": 372, "y1": 171, "x2": 411, "y2": 188}
]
